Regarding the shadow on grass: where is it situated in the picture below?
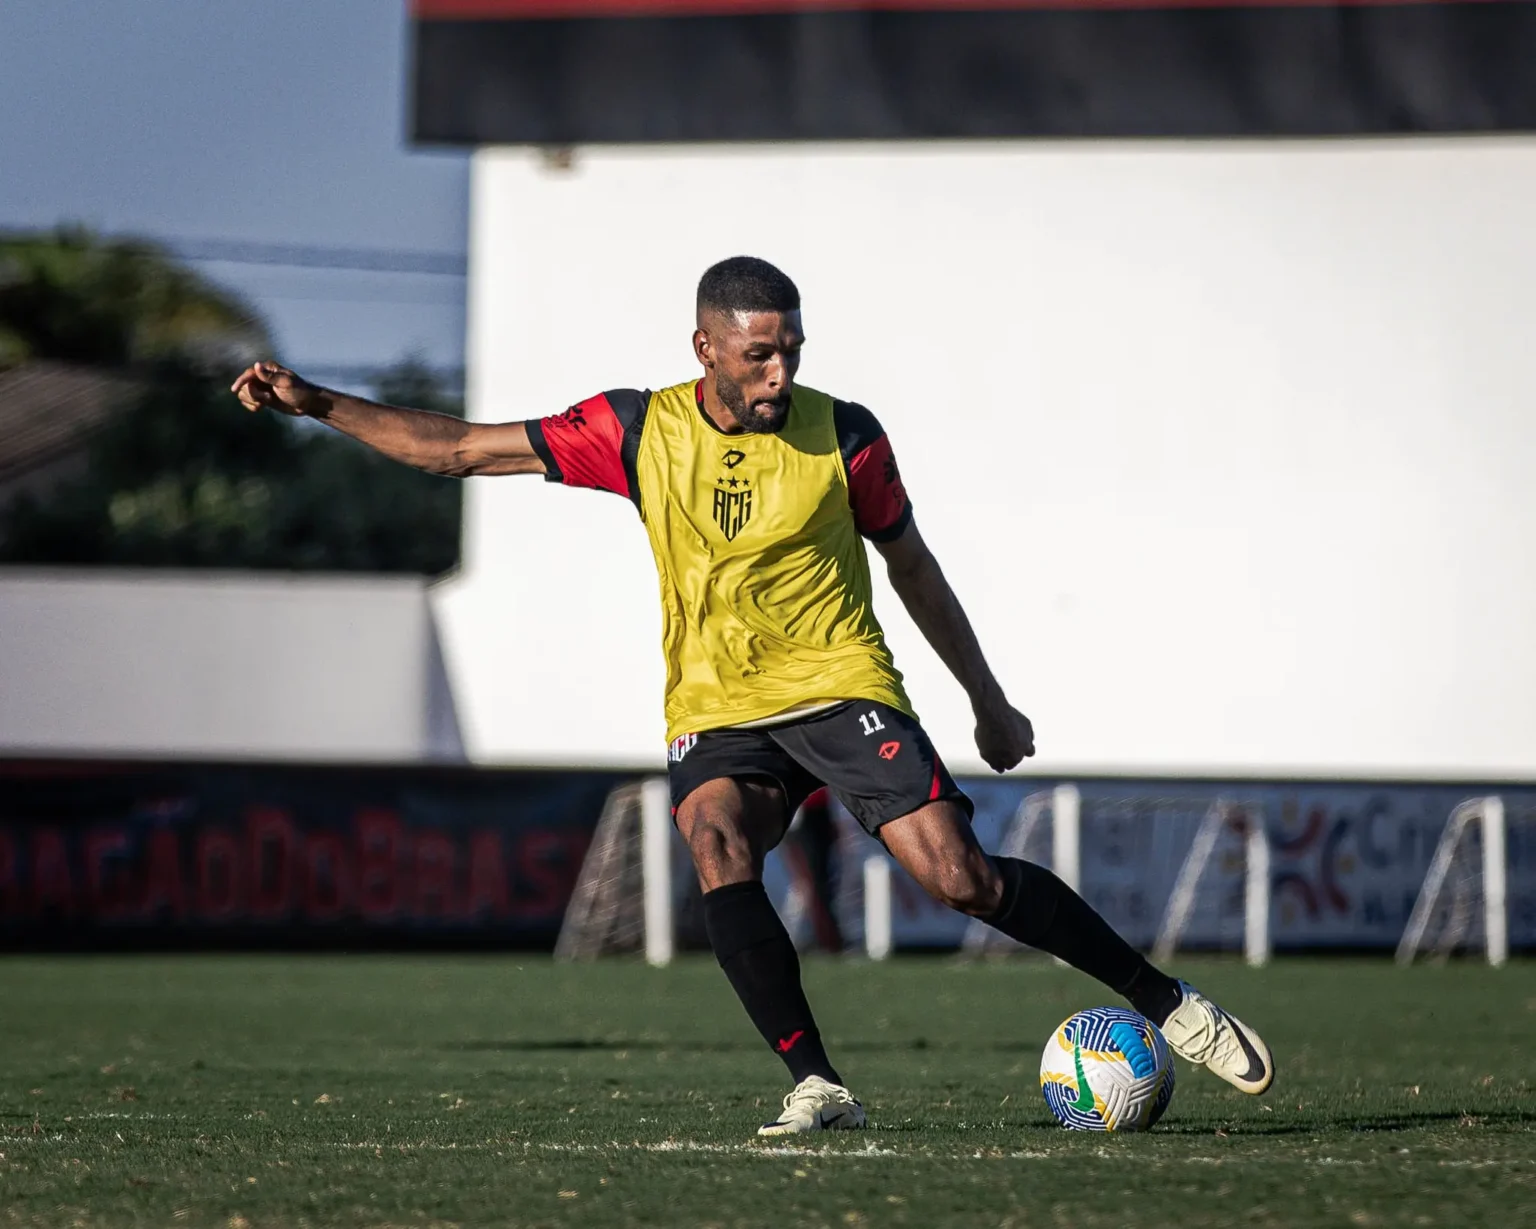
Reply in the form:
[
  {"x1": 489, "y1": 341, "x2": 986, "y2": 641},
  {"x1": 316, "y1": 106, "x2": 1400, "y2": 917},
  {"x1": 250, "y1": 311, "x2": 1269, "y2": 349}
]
[
  {"x1": 448, "y1": 1038, "x2": 1034, "y2": 1053},
  {"x1": 1158, "y1": 1108, "x2": 1536, "y2": 1137}
]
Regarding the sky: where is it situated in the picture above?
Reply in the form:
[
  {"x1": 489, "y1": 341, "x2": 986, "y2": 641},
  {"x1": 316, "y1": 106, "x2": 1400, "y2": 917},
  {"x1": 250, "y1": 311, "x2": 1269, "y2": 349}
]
[{"x1": 0, "y1": 0, "x2": 469, "y2": 389}]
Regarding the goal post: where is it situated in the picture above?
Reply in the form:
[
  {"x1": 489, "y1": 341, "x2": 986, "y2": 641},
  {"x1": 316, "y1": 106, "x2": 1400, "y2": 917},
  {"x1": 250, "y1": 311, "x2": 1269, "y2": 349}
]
[
  {"x1": 553, "y1": 780, "x2": 645, "y2": 961},
  {"x1": 1396, "y1": 796, "x2": 1507, "y2": 967},
  {"x1": 958, "y1": 783, "x2": 1080, "y2": 959},
  {"x1": 554, "y1": 776, "x2": 676, "y2": 964},
  {"x1": 640, "y1": 776, "x2": 674, "y2": 967},
  {"x1": 1151, "y1": 799, "x2": 1272, "y2": 968}
]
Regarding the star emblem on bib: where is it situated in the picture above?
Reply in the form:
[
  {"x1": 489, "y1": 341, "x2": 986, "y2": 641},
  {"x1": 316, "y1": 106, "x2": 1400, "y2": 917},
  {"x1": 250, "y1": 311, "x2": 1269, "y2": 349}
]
[{"x1": 713, "y1": 472, "x2": 753, "y2": 540}]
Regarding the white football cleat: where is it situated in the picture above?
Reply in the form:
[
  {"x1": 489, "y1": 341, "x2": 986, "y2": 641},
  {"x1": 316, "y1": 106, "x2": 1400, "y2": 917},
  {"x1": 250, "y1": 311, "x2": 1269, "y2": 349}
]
[
  {"x1": 1160, "y1": 981, "x2": 1275, "y2": 1095},
  {"x1": 757, "y1": 1075, "x2": 867, "y2": 1136}
]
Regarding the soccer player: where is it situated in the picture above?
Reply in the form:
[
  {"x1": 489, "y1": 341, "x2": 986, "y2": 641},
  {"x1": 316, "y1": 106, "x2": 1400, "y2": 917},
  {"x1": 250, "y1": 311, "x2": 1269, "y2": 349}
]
[{"x1": 231, "y1": 256, "x2": 1274, "y2": 1135}]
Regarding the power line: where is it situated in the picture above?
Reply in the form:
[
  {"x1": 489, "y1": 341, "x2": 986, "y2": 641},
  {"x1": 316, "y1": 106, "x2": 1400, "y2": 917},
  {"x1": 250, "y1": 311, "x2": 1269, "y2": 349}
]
[
  {"x1": 163, "y1": 237, "x2": 467, "y2": 277},
  {"x1": 5, "y1": 227, "x2": 468, "y2": 276},
  {"x1": 254, "y1": 289, "x2": 466, "y2": 306},
  {"x1": 299, "y1": 363, "x2": 465, "y2": 388}
]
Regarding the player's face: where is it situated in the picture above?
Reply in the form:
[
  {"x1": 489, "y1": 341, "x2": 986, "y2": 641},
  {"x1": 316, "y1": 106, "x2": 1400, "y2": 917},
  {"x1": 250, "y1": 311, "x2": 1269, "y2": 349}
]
[{"x1": 703, "y1": 310, "x2": 804, "y2": 434}]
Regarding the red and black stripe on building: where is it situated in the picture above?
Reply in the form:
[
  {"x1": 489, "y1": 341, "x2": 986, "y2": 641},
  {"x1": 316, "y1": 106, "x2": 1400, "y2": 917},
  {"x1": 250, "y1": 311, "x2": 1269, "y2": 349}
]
[{"x1": 411, "y1": 0, "x2": 1536, "y2": 143}]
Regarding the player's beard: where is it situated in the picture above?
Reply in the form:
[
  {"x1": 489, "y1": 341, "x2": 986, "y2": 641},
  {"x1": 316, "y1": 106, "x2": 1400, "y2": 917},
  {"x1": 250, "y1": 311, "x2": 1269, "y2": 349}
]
[{"x1": 715, "y1": 370, "x2": 791, "y2": 434}]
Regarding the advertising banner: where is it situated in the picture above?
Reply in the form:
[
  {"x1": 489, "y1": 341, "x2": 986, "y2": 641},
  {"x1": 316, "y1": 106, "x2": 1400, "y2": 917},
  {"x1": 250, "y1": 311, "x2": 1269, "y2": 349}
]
[
  {"x1": 868, "y1": 779, "x2": 1536, "y2": 950},
  {"x1": 5, "y1": 762, "x2": 1531, "y2": 951},
  {"x1": 0, "y1": 761, "x2": 623, "y2": 948}
]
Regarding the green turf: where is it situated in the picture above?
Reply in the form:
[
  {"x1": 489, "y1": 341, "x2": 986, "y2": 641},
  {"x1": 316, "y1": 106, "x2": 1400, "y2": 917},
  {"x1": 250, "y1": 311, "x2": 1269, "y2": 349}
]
[{"x1": 1, "y1": 955, "x2": 1534, "y2": 1227}]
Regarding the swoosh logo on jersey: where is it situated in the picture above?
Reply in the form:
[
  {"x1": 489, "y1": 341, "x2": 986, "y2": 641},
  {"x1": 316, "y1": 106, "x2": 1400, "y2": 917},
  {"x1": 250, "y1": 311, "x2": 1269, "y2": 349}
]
[
  {"x1": 1071, "y1": 1043, "x2": 1095, "y2": 1112},
  {"x1": 1216, "y1": 1007, "x2": 1270, "y2": 1086}
]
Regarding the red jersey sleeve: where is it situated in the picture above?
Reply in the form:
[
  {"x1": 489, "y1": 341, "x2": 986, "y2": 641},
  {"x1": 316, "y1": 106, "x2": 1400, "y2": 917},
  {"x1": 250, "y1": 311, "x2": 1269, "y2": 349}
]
[
  {"x1": 524, "y1": 389, "x2": 648, "y2": 507},
  {"x1": 834, "y1": 400, "x2": 913, "y2": 542}
]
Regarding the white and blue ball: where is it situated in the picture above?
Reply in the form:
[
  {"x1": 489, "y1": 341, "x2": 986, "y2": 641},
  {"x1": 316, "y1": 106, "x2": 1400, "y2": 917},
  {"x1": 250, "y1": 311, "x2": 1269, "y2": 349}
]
[{"x1": 1039, "y1": 1007, "x2": 1175, "y2": 1131}]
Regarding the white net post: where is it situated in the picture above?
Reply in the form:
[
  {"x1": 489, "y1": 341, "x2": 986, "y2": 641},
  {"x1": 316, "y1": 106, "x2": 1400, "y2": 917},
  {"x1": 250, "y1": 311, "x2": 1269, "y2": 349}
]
[
  {"x1": 554, "y1": 781, "x2": 644, "y2": 961},
  {"x1": 1153, "y1": 799, "x2": 1269, "y2": 966},
  {"x1": 1152, "y1": 799, "x2": 1228, "y2": 965},
  {"x1": 1051, "y1": 783, "x2": 1081, "y2": 892},
  {"x1": 640, "y1": 776, "x2": 674, "y2": 967},
  {"x1": 1397, "y1": 796, "x2": 1507, "y2": 967},
  {"x1": 863, "y1": 855, "x2": 893, "y2": 960},
  {"x1": 1483, "y1": 797, "x2": 1508, "y2": 967},
  {"x1": 1243, "y1": 813, "x2": 1272, "y2": 968}
]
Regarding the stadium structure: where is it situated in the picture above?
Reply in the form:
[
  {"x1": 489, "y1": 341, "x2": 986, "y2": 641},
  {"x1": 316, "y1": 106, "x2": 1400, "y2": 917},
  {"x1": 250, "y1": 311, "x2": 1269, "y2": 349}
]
[{"x1": 2, "y1": 0, "x2": 1534, "y2": 963}]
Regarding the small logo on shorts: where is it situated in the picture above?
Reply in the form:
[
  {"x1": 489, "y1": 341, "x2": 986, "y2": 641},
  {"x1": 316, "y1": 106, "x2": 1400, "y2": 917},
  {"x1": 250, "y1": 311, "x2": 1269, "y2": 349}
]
[
  {"x1": 668, "y1": 733, "x2": 698, "y2": 763},
  {"x1": 878, "y1": 741, "x2": 901, "y2": 760}
]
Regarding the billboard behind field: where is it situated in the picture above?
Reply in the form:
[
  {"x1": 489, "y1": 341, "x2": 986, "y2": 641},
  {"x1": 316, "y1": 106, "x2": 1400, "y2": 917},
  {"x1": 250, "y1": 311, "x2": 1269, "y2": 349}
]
[
  {"x1": 0, "y1": 760, "x2": 621, "y2": 949},
  {"x1": 852, "y1": 778, "x2": 1536, "y2": 951},
  {"x1": 2, "y1": 762, "x2": 1530, "y2": 952},
  {"x1": 410, "y1": 0, "x2": 1536, "y2": 143},
  {"x1": 438, "y1": 139, "x2": 1536, "y2": 777}
]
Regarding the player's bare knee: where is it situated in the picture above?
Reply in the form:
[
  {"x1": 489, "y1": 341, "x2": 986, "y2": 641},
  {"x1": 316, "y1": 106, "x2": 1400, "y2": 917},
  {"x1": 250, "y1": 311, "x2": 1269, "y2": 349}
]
[{"x1": 686, "y1": 815, "x2": 756, "y2": 884}]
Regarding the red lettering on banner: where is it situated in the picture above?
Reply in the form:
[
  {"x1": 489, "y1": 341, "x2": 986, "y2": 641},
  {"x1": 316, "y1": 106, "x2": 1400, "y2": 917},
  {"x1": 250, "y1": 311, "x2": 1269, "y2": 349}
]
[
  {"x1": 413, "y1": 830, "x2": 459, "y2": 919},
  {"x1": 31, "y1": 828, "x2": 75, "y2": 918},
  {"x1": 85, "y1": 828, "x2": 132, "y2": 919},
  {"x1": 465, "y1": 830, "x2": 508, "y2": 919},
  {"x1": 247, "y1": 806, "x2": 298, "y2": 920},
  {"x1": 302, "y1": 831, "x2": 353, "y2": 922},
  {"x1": 513, "y1": 830, "x2": 581, "y2": 920},
  {"x1": 356, "y1": 810, "x2": 406, "y2": 921},
  {"x1": 141, "y1": 829, "x2": 186, "y2": 920},
  {"x1": 195, "y1": 829, "x2": 242, "y2": 921},
  {"x1": 0, "y1": 829, "x2": 17, "y2": 916}
]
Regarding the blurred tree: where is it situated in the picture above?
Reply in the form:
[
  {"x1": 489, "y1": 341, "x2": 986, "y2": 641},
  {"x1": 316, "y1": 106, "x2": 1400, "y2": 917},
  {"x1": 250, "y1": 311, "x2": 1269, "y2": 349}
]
[
  {"x1": 0, "y1": 229, "x2": 463, "y2": 575},
  {"x1": 0, "y1": 227, "x2": 271, "y2": 370}
]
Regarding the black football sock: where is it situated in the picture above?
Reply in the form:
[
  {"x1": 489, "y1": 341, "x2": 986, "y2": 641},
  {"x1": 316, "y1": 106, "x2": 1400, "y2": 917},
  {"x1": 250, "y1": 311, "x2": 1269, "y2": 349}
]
[
  {"x1": 984, "y1": 857, "x2": 1184, "y2": 1026},
  {"x1": 703, "y1": 880, "x2": 842, "y2": 1086}
]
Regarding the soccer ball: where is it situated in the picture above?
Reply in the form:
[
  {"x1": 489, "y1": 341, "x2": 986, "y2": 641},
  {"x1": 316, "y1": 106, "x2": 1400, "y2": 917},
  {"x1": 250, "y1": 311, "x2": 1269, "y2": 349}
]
[{"x1": 1039, "y1": 1007, "x2": 1175, "y2": 1131}]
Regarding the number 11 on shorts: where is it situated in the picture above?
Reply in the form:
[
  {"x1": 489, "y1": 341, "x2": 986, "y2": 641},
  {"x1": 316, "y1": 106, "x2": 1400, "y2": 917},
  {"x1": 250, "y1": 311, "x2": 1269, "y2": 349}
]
[{"x1": 857, "y1": 709, "x2": 886, "y2": 736}]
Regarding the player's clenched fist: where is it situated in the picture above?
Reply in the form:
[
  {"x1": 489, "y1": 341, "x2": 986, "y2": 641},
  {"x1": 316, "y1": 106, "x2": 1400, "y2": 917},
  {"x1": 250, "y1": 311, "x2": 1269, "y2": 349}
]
[
  {"x1": 973, "y1": 701, "x2": 1035, "y2": 772},
  {"x1": 230, "y1": 361, "x2": 326, "y2": 417}
]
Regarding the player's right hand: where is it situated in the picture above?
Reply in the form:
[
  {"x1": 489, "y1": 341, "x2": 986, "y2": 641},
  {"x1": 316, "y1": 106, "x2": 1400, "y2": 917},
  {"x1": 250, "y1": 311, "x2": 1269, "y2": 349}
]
[
  {"x1": 230, "y1": 361, "x2": 325, "y2": 417},
  {"x1": 974, "y1": 700, "x2": 1035, "y2": 772}
]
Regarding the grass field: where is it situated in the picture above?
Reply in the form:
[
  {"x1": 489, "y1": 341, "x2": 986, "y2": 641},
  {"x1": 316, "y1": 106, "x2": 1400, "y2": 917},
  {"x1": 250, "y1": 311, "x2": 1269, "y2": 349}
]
[{"x1": 2, "y1": 956, "x2": 1534, "y2": 1228}]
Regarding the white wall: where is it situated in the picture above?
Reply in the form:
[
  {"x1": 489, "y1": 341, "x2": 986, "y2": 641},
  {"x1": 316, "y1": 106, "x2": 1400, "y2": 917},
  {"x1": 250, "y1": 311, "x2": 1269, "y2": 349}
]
[
  {"x1": 435, "y1": 139, "x2": 1536, "y2": 777},
  {"x1": 0, "y1": 571, "x2": 464, "y2": 761}
]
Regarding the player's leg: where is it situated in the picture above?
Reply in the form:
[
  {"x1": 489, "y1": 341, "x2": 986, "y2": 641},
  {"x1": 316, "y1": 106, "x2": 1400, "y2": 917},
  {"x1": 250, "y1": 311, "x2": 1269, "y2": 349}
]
[
  {"x1": 880, "y1": 802, "x2": 1273, "y2": 1094},
  {"x1": 775, "y1": 701, "x2": 1273, "y2": 1095},
  {"x1": 878, "y1": 799, "x2": 1185, "y2": 1020},
  {"x1": 676, "y1": 775, "x2": 843, "y2": 1086},
  {"x1": 669, "y1": 732, "x2": 866, "y2": 1133}
]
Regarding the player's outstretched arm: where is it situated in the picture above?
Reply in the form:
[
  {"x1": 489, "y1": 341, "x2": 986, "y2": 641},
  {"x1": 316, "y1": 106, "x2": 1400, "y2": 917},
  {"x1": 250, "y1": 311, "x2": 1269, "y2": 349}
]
[
  {"x1": 875, "y1": 520, "x2": 1035, "y2": 770},
  {"x1": 230, "y1": 361, "x2": 546, "y2": 479}
]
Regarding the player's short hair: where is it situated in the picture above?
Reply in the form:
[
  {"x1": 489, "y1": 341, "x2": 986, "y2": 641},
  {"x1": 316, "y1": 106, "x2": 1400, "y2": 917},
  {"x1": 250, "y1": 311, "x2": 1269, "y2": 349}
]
[{"x1": 697, "y1": 256, "x2": 800, "y2": 318}]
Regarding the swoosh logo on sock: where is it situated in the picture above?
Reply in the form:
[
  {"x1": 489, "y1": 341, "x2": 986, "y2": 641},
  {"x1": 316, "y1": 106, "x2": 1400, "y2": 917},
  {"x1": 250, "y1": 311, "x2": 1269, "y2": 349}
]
[
  {"x1": 1071, "y1": 1043, "x2": 1096, "y2": 1112},
  {"x1": 776, "y1": 1030, "x2": 804, "y2": 1054}
]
